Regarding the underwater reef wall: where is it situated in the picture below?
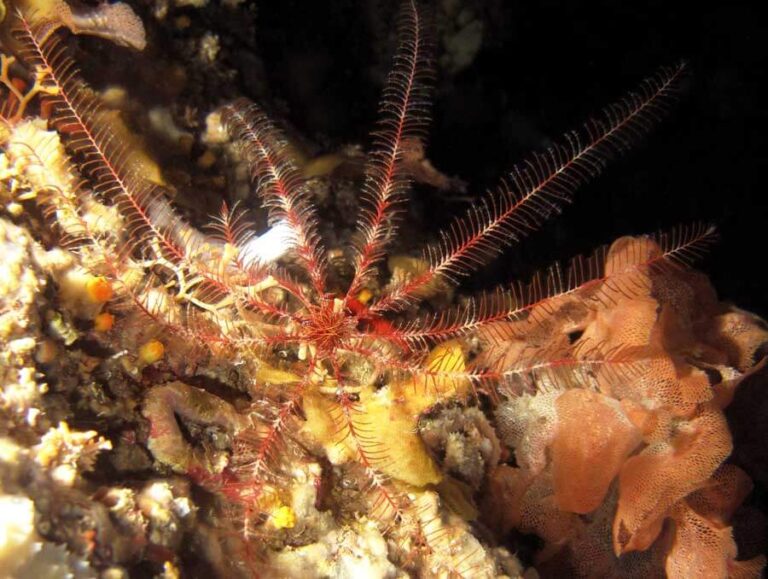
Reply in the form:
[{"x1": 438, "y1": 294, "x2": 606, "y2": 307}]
[{"x1": 1, "y1": 1, "x2": 766, "y2": 578}]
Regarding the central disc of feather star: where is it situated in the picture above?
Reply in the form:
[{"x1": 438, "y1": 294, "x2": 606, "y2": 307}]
[{"x1": 299, "y1": 297, "x2": 357, "y2": 357}]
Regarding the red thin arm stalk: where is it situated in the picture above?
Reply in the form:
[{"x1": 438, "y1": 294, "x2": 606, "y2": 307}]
[
  {"x1": 330, "y1": 389, "x2": 407, "y2": 522},
  {"x1": 338, "y1": 341, "x2": 565, "y2": 396},
  {"x1": 23, "y1": 134, "x2": 218, "y2": 346},
  {"x1": 17, "y1": 18, "x2": 258, "y2": 331},
  {"x1": 324, "y1": 352, "x2": 408, "y2": 522},
  {"x1": 207, "y1": 202, "x2": 305, "y2": 320},
  {"x1": 233, "y1": 375, "x2": 309, "y2": 483},
  {"x1": 386, "y1": 347, "x2": 645, "y2": 400},
  {"x1": 344, "y1": 0, "x2": 433, "y2": 304},
  {"x1": 209, "y1": 201, "x2": 270, "y2": 285},
  {"x1": 371, "y1": 62, "x2": 689, "y2": 315},
  {"x1": 395, "y1": 223, "x2": 716, "y2": 348},
  {"x1": 137, "y1": 199, "x2": 295, "y2": 327},
  {"x1": 256, "y1": 333, "x2": 307, "y2": 348},
  {"x1": 221, "y1": 100, "x2": 327, "y2": 296},
  {"x1": 14, "y1": 13, "x2": 195, "y2": 267},
  {"x1": 13, "y1": 19, "x2": 283, "y2": 344},
  {"x1": 210, "y1": 378, "x2": 310, "y2": 542}
]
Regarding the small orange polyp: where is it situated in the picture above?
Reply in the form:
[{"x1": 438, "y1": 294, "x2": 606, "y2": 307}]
[
  {"x1": 86, "y1": 276, "x2": 113, "y2": 303},
  {"x1": 139, "y1": 339, "x2": 165, "y2": 364},
  {"x1": 93, "y1": 312, "x2": 115, "y2": 332}
]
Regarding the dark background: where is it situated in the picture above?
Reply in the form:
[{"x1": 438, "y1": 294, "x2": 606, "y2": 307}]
[{"x1": 252, "y1": 0, "x2": 766, "y2": 317}]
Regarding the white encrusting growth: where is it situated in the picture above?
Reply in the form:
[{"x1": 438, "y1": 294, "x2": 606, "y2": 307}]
[{"x1": 239, "y1": 219, "x2": 296, "y2": 267}]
